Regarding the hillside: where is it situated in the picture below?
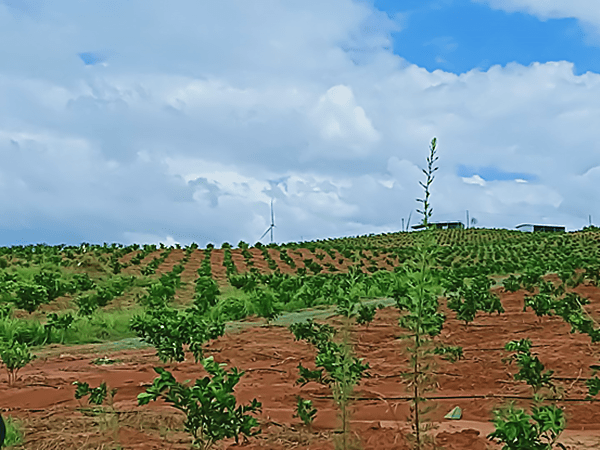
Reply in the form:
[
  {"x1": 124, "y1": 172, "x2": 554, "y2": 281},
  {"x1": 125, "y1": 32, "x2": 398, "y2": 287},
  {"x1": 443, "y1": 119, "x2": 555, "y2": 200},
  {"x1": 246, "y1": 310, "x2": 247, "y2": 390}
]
[{"x1": 1, "y1": 227, "x2": 600, "y2": 449}]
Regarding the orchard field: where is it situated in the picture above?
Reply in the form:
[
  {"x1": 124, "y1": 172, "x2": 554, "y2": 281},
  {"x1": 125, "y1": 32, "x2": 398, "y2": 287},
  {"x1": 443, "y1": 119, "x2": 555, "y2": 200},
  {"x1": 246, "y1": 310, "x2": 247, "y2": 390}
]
[{"x1": 2, "y1": 227, "x2": 600, "y2": 448}]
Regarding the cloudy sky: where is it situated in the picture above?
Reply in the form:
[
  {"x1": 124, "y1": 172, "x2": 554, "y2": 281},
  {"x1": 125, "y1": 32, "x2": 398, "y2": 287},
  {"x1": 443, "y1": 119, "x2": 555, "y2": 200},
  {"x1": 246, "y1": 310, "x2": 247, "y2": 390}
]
[{"x1": 1, "y1": 0, "x2": 600, "y2": 248}]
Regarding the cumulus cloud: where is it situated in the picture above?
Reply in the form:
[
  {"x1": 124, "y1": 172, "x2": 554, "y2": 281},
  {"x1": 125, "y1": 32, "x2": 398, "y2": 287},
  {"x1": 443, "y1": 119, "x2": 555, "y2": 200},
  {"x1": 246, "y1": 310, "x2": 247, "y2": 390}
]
[
  {"x1": 462, "y1": 175, "x2": 486, "y2": 186},
  {"x1": 0, "y1": 0, "x2": 599, "y2": 246},
  {"x1": 306, "y1": 84, "x2": 381, "y2": 159}
]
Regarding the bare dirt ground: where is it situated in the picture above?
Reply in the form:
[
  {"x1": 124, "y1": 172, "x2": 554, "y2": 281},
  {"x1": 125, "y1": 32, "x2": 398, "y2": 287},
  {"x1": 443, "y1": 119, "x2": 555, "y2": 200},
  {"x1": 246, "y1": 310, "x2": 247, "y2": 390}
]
[{"x1": 2, "y1": 275, "x2": 600, "y2": 449}]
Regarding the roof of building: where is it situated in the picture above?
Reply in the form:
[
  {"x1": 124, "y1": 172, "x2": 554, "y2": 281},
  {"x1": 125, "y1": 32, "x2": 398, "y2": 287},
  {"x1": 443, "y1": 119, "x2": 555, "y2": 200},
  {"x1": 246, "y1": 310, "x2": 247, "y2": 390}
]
[
  {"x1": 516, "y1": 223, "x2": 565, "y2": 228},
  {"x1": 412, "y1": 221, "x2": 464, "y2": 229}
]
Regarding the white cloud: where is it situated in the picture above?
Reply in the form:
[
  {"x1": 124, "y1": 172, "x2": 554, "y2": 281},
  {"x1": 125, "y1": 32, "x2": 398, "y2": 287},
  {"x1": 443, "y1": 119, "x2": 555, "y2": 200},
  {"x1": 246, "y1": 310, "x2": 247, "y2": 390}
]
[
  {"x1": 472, "y1": 0, "x2": 600, "y2": 23},
  {"x1": 379, "y1": 179, "x2": 394, "y2": 189},
  {"x1": 492, "y1": 183, "x2": 563, "y2": 208},
  {"x1": 0, "y1": 0, "x2": 599, "y2": 245},
  {"x1": 307, "y1": 84, "x2": 381, "y2": 159},
  {"x1": 462, "y1": 175, "x2": 486, "y2": 186}
]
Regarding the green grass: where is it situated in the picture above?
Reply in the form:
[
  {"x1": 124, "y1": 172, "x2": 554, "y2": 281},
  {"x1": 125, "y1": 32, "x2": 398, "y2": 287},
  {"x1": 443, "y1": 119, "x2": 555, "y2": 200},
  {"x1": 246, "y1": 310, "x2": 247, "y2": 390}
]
[
  {"x1": 61, "y1": 307, "x2": 144, "y2": 344},
  {"x1": 2, "y1": 414, "x2": 25, "y2": 448},
  {"x1": 1, "y1": 305, "x2": 147, "y2": 355}
]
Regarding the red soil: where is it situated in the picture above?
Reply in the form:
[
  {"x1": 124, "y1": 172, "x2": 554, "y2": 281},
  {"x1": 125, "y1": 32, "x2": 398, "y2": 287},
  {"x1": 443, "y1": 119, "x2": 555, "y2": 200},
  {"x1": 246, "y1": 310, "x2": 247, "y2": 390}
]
[
  {"x1": 245, "y1": 248, "x2": 272, "y2": 276},
  {"x1": 265, "y1": 248, "x2": 296, "y2": 276},
  {"x1": 230, "y1": 249, "x2": 251, "y2": 274},
  {"x1": 2, "y1": 277, "x2": 600, "y2": 449}
]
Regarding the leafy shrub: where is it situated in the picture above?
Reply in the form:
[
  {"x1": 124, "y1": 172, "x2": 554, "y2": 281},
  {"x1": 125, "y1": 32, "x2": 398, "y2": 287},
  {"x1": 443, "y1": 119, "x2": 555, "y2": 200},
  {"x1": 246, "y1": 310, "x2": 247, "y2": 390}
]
[
  {"x1": 129, "y1": 305, "x2": 224, "y2": 363},
  {"x1": 43, "y1": 312, "x2": 74, "y2": 344},
  {"x1": 95, "y1": 286, "x2": 116, "y2": 307},
  {"x1": 76, "y1": 293, "x2": 99, "y2": 316},
  {"x1": 293, "y1": 396, "x2": 317, "y2": 430},
  {"x1": 213, "y1": 297, "x2": 254, "y2": 322},
  {"x1": 447, "y1": 275, "x2": 504, "y2": 326},
  {"x1": 502, "y1": 274, "x2": 521, "y2": 293},
  {"x1": 335, "y1": 297, "x2": 360, "y2": 319},
  {"x1": 194, "y1": 276, "x2": 221, "y2": 308},
  {"x1": 303, "y1": 259, "x2": 323, "y2": 275},
  {"x1": 252, "y1": 288, "x2": 281, "y2": 325},
  {"x1": 0, "y1": 318, "x2": 44, "y2": 347},
  {"x1": 13, "y1": 282, "x2": 48, "y2": 313},
  {"x1": 70, "y1": 273, "x2": 96, "y2": 292},
  {"x1": 108, "y1": 256, "x2": 124, "y2": 274},
  {"x1": 228, "y1": 273, "x2": 255, "y2": 291},
  {"x1": 74, "y1": 380, "x2": 117, "y2": 407},
  {"x1": 518, "y1": 267, "x2": 545, "y2": 293},
  {"x1": 140, "y1": 265, "x2": 156, "y2": 276},
  {"x1": 293, "y1": 322, "x2": 370, "y2": 450},
  {"x1": 0, "y1": 339, "x2": 35, "y2": 386},
  {"x1": 279, "y1": 249, "x2": 296, "y2": 268},
  {"x1": 305, "y1": 340, "x2": 371, "y2": 388},
  {"x1": 73, "y1": 380, "x2": 120, "y2": 442},
  {"x1": 503, "y1": 338, "x2": 557, "y2": 397},
  {"x1": 33, "y1": 271, "x2": 64, "y2": 299},
  {"x1": 356, "y1": 303, "x2": 382, "y2": 328},
  {"x1": 488, "y1": 402, "x2": 566, "y2": 450},
  {"x1": 289, "y1": 319, "x2": 337, "y2": 350},
  {"x1": 523, "y1": 293, "x2": 554, "y2": 319},
  {"x1": 433, "y1": 344, "x2": 464, "y2": 363},
  {"x1": 138, "y1": 357, "x2": 262, "y2": 449},
  {"x1": 141, "y1": 282, "x2": 175, "y2": 308}
]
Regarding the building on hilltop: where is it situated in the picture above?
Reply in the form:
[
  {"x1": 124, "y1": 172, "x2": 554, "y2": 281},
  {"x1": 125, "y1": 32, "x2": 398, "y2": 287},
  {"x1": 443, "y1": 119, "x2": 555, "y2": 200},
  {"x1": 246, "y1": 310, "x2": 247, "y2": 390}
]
[
  {"x1": 516, "y1": 224, "x2": 565, "y2": 233},
  {"x1": 411, "y1": 221, "x2": 465, "y2": 230}
]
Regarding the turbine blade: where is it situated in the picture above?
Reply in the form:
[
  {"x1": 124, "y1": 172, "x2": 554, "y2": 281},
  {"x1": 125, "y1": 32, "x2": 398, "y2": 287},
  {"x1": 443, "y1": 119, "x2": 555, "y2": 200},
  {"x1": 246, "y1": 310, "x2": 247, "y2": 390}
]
[{"x1": 259, "y1": 227, "x2": 271, "y2": 240}]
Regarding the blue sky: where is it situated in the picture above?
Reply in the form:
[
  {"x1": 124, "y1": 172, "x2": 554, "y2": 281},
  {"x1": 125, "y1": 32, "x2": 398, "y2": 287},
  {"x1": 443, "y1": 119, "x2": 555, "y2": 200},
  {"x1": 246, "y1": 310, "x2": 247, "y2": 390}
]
[
  {"x1": 1, "y1": 0, "x2": 600, "y2": 247},
  {"x1": 377, "y1": 0, "x2": 600, "y2": 76}
]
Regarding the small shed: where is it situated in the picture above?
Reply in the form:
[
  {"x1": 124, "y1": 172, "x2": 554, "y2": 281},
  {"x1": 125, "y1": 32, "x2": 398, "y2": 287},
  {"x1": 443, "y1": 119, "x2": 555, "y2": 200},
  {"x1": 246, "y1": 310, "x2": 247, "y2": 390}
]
[
  {"x1": 516, "y1": 224, "x2": 565, "y2": 233},
  {"x1": 412, "y1": 221, "x2": 465, "y2": 230}
]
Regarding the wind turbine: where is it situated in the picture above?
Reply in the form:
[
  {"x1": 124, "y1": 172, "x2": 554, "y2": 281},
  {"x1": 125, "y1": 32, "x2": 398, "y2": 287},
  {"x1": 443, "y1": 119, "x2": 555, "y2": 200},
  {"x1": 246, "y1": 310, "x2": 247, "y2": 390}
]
[{"x1": 259, "y1": 198, "x2": 276, "y2": 244}]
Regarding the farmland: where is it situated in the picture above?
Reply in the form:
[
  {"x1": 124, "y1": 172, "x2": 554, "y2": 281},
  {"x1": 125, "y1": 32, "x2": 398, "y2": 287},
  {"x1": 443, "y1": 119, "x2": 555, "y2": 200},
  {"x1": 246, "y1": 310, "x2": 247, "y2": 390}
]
[{"x1": 1, "y1": 227, "x2": 600, "y2": 449}]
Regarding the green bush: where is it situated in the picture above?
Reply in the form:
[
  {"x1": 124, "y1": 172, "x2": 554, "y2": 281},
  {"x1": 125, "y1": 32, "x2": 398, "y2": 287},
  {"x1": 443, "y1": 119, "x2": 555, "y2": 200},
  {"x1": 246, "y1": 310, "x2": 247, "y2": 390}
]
[
  {"x1": 13, "y1": 282, "x2": 48, "y2": 313},
  {"x1": 129, "y1": 305, "x2": 224, "y2": 364},
  {"x1": 69, "y1": 273, "x2": 97, "y2": 292},
  {"x1": 214, "y1": 297, "x2": 254, "y2": 322},
  {"x1": 76, "y1": 293, "x2": 99, "y2": 316},
  {"x1": 138, "y1": 357, "x2": 262, "y2": 449},
  {"x1": 43, "y1": 312, "x2": 75, "y2": 345},
  {"x1": 0, "y1": 339, "x2": 36, "y2": 385}
]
